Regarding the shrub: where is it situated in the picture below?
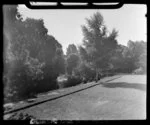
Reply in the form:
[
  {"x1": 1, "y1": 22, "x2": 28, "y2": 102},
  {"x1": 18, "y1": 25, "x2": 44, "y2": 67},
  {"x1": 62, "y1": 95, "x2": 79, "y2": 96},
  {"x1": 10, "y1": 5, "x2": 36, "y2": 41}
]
[
  {"x1": 63, "y1": 75, "x2": 82, "y2": 88},
  {"x1": 3, "y1": 5, "x2": 64, "y2": 103},
  {"x1": 73, "y1": 62, "x2": 97, "y2": 83},
  {"x1": 133, "y1": 67, "x2": 146, "y2": 74}
]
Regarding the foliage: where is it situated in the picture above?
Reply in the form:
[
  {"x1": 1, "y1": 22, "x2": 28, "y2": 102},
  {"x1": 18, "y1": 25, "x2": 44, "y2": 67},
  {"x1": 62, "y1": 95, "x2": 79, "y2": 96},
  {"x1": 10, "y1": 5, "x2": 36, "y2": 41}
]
[
  {"x1": 80, "y1": 11, "x2": 146, "y2": 78},
  {"x1": 66, "y1": 53, "x2": 80, "y2": 75},
  {"x1": 3, "y1": 5, "x2": 64, "y2": 102},
  {"x1": 3, "y1": 6, "x2": 147, "y2": 103},
  {"x1": 66, "y1": 44, "x2": 78, "y2": 56},
  {"x1": 63, "y1": 75, "x2": 82, "y2": 88},
  {"x1": 53, "y1": 48, "x2": 66, "y2": 75},
  {"x1": 81, "y1": 12, "x2": 118, "y2": 72},
  {"x1": 111, "y1": 41, "x2": 147, "y2": 73},
  {"x1": 73, "y1": 61, "x2": 96, "y2": 82}
]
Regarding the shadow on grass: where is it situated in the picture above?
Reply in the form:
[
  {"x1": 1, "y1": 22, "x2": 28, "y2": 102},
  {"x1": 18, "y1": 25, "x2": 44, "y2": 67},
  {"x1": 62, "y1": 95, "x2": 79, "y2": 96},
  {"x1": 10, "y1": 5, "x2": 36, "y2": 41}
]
[{"x1": 102, "y1": 82, "x2": 146, "y2": 91}]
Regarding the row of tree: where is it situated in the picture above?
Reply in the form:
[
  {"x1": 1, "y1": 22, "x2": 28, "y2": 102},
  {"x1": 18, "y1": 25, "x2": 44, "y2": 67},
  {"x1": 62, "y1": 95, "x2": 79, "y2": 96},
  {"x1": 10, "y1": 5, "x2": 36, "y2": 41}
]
[
  {"x1": 3, "y1": 5, "x2": 65, "y2": 102},
  {"x1": 3, "y1": 5, "x2": 147, "y2": 103},
  {"x1": 65, "y1": 12, "x2": 147, "y2": 82}
]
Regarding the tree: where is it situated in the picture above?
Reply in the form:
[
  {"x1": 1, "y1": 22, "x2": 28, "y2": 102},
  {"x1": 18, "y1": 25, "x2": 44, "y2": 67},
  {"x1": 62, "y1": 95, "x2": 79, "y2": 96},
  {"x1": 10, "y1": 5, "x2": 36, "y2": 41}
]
[
  {"x1": 53, "y1": 48, "x2": 66, "y2": 75},
  {"x1": 73, "y1": 60, "x2": 96, "y2": 82},
  {"x1": 3, "y1": 5, "x2": 65, "y2": 102},
  {"x1": 125, "y1": 40, "x2": 147, "y2": 73},
  {"x1": 66, "y1": 44, "x2": 78, "y2": 56},
  {"x1": 66, "y1": 44, "x2": 80, "y2": 75},
  {"x1": 138, "y1": 53, "x2": 147, "y2": 73},
  {"x1": 66, "y1": 53, "x2": 80, "y2": 75},
  {"x1": 81, "y1": 12, "x2": 118, "y2": 74},
  {"x1": 78, "y1": 46, "x2": 89, "y2": 62},
  {"x1": 111, "y1": 40, "x2": 147, "y2": 73}
]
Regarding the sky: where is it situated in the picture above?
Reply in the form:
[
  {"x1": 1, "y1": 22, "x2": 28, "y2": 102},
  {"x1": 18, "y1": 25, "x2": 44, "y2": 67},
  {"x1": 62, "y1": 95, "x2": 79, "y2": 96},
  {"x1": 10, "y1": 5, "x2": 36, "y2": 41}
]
[{"x1": 18, "y1": 4, "x2": 147, "y2": 54}]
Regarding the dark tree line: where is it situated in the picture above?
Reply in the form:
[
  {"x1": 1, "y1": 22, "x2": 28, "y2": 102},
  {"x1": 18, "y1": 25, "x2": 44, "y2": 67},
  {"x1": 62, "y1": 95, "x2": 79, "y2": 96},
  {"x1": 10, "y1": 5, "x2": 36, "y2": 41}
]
[
  {"x1": 3, "y1": 5, "x2": 65, "y2": 103},
  {"x1": 66, "y1": 12, "x2": 146, "y2": 78},
  {"x1": 3, "y1": 6, "x2": 147, "y2": 103},
  {"x1": 65, "y1": 12, "x2": 146, "y2": 84}
]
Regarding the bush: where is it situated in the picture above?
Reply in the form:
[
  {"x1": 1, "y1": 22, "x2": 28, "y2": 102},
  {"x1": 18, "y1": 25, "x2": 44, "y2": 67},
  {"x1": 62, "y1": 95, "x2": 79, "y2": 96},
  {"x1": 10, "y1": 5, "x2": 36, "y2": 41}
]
[
  {"x1": 3, "y1": 5, "x2": 64, "y2": 103},
  {"x1": 133, "y1": 67, "x2": 146, "y2": 74},
  {"x1": 73, "y1": 62, "x2": 97, "y2": 83},
  {"x1": 63, "y1": 75, "x2": 82, "y2": 88}
]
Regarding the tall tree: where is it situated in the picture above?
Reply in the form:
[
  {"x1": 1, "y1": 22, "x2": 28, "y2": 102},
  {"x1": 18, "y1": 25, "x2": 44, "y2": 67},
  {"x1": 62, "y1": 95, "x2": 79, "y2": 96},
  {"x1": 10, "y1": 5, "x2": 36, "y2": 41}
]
[
  {"x1": 66, "y1": 44, "x2": 78, "y2": 56},
  {"x1": 66, "y1": 53, "x2": 79, "y2": 75},
  {"x1": 122, "y1": 40, "x2": 147, "y2": 73},
  {"x1": 81, "y1": 12, "x2": 118, "y2": 73},
  {"x1": 111, "y1": 40, "x2": 147, "y2": 73},
  {"x1": 3, "y1": 5, "x2": 65, "y2": 102}
]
